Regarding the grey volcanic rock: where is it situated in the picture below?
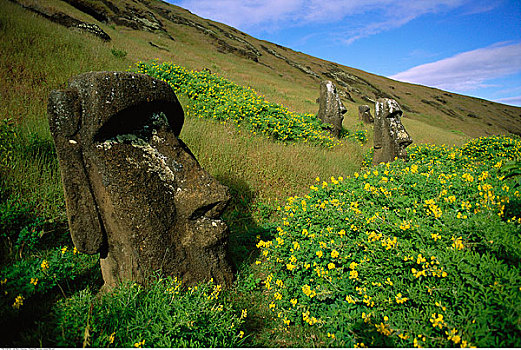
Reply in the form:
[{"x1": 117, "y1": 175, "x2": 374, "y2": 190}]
[
  {"x1": 11, "y1": 0, "x2": 111, "y2": 41},
  {"x1": 48, "y1": 72, "x2": 234, "y2": 289},
  {"x1": 373, "y1": 98, "x2": 412, "y2": 165},
  {"x1": 358, "y1": 105, "x2": 374, "y2": 124},
  {"x1": 317, "y1": 80, "x2": 347, "y2": 138}
]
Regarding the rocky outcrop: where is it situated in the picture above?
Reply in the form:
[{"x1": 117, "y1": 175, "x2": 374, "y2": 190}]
[
  {"x1": 48, "y1": 72, "x2": 234, "y2": 289},
  {"x1": 152, "y1": 5, "x2": 261, "y2": 62},
  {"x1": 421, "y1": 99, "x2": 462, "y2": 120},
  {"x1": 261, "y1": 44, "x2": 320, "y2": 79},
  {"x1": 10, "y1": 0, "x2": 111, "y2": 41},
  {"x1": 63, "y1": 0, "x2": 166, "y2": 33}
]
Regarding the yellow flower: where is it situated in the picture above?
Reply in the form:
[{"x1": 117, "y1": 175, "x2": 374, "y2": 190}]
[
  {"x1": 290, "y1": 298, "x2": 298, "y2": 306},
  {"x1": 430, "y1": 313, "x2": 446, "y2": 329},
  {"x1": 238, "y1": 331, "x2": 244, "y2": 339},
  {"x1": 133, "y1": 340, "x2": 145, "y2": 348},
  {"x1": 41, "y1": 259, "x2": 49, "y2": 270},
  {"x1": 346, "y1": 295, "x2": 356, "y2": 304},
  {"x1": 316, "y1": 251, "x2": 323, "y2": 258},
  {"x1": 349, "y1": 270, "x2": 359, "y2": 279},
  {"x1": 451, "y1": 236, "x2": 464, "y2": 250},
  {"x1": 109, "y1": 332, "x2": 115, "y2": 344},
  {"x1": 12, "y1": 295, "x2": 24, "y2": 309},
  {"x1": 331, "y1": 250, "x2": 339, "y2": 258},
  {"x1": 61, "y1": 246, "x2": 68, "y2": 255},
  {"x1": 30, "y1": 278, "x2": 38, "y2": 286},
  {"x1": 395, "y1": 293, "x2": 408, "y2": 304},
  {"x1": 241, "y1": 309, "x2": 248, "y2": 318},
  {"x1": 328, "y1": 262, "x2": 335, "y2": 270}
]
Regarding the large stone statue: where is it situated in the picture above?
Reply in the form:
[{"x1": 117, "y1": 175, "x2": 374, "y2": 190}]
[
  {"x1": 373, "y1": 98, "x2": 412, "y2": 165},
  {"x1": 358, "y1": 105, "x2": 374, "y2": 124},
  {"x1": 317, "y1": 80, "x2": 347, "y2": 138},
  {"x1": 48, "y1": 71, "x2": 234, "y2": 289}
]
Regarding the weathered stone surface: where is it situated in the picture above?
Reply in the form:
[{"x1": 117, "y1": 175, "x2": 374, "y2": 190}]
[
  {"x1": 373, "y1": 98, "x2": 412, "y2": 165},
  {"x1": 261, "y1": 44, "x2": 320, "y2": 79},
  {"x1": 10, "y1": 0, "x2": 111, "y2": 41},
  {"x1": 48, "y1": 71, "x2": 234, "y2": 289},
  {"x1": 358, "y1": 105, "x2": 374, "y2": 124},
  {"x1": 317, "y1": 80, "x2": 347, "y2": 138}
]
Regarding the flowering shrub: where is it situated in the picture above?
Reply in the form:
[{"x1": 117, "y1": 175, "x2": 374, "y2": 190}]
[
  {"x1": 132, "y1": 61, "x2": 340, "y2": 148},
  {"x1": 0, "y1": 245, "x2": 98, "y2": 318},
  {"x1": 53, "y1": 276, "x2": 247, "y2": 348},
  {"x1": 255, "y1": 136, "x2": 521, "y2": 347}
]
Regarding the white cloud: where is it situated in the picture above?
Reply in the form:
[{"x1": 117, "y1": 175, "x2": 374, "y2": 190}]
[
  {"x1": 495, "y1": 96, "x2": 521, "y2": 107},
  {"x1": 390, "y1": 42, "x2": 521, "y2": 91},
  {"x1": 171, "y1": 0, "x2": 492, "y2": 41}
]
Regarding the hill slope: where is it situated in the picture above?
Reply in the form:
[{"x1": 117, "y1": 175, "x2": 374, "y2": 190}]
[{"x1": 5, "y1": 0, "x2": 521, "y2": 141}]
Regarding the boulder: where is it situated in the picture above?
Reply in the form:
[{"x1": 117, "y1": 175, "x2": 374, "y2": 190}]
[
  {"x1": 48, "y1": 72, "x2": 234, "y2": 289},
  {"x1": 373, "y1": 98, "x2": 412, "y2": 165},
  {"x1": 358, "y1": 105, "x2": 374, "y2": 123},
  {"x1": 317, "y1": 80, "x2": 347, "y2": 138}
]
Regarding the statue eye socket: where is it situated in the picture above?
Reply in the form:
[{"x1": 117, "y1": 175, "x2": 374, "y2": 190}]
[
  {"x1": 388, "y1": 111, "x2": 403, "y2": 118},
  {"x1": 94, "y1": 102, "x2": 179, "y2": 143}
]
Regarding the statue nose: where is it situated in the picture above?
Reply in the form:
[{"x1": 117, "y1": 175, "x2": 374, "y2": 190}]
[{"x1": 398, "y1": 132, "x2": 413, "y2": 147}]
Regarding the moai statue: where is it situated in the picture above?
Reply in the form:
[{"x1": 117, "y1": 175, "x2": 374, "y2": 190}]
[
  {"x1": 317, "y1": 80, "x2": 347, "y2": 138},
  {"x1": 358, "y1": 105, "x2": 374, "y2": 124},
  {"x1": 48, "y1": 72, "x2": 234, "y2": 290},
  {"x1": 373, "y1": 98, "x2": 412, "y2": 165}
]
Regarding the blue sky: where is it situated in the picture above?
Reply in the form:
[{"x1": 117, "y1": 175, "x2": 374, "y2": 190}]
[{"x1": 168, "y1": 0, "x2": 521, "y2": 107}]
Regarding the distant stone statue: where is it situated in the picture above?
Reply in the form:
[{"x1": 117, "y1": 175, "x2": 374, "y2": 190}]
[
  {"x1": 317, "y1": 80, "x2": 347, "y2": 138},
  {"x1": 373, "y1": 98, "x2": 412, "y2": 165},
  {"x1": 358, "y1": 105, "x2": 374, "y2": 123},
  {"x1": 48, "y1": 72, "x2": 234, "y2": 290}
]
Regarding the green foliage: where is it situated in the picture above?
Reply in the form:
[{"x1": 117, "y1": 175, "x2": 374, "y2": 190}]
[
  {"x1": 0, "y1": 194, "x2": 47, "y2": 257},
  {"x1": 255, "y1": 135, "x2": 521, "y2": 348},
  {"x1": 53, "y1": 276, "x2": 247, "y2": 348},
  {"x1": 340, "y1": 128, "x2": 368, "y2": 144},
  {"x1": 111, "y1": 48, "x2": 127, "y2": 59},
  {"x1": 14, "y1": 217, "x2": 45, "y2": 255},
  {"x1": 499, "y1": 160, "x2": 521, "y2": 188},
  {"x1": 133, "y1": 61, "x2": 340, "y2": 148},
  {"x1": 0, "y1": 245, "x2": 99, "y2": 318},
  {"x1": 0, "y1": 196, "x2": 33, "y2": 241},
  {"x1": 362, "y1": 148, "x2": 374, "y2": 168}
]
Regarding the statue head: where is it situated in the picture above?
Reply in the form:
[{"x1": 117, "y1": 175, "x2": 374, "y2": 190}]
[
  {"x1": 48, "y1": 72, "x2": 234, "y2": 289},
  {"x1": 317, "y1": 80, "x2": 346, "y2": 138},
  {"x1": 373, "y1": 98, "x2": 412, "y2": 165}
]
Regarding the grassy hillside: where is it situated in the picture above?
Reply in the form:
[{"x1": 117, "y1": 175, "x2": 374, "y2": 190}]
[{"x1": 1, "y1": 0, "x2": 520, "y2": 347}]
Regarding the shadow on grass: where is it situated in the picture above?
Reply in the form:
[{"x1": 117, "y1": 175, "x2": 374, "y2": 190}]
[{"x1": 217, "y1": 174, "x2": 276, "y2": 270}]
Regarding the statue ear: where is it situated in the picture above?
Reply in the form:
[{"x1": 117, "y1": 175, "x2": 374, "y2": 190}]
[{"x1": 48, "y1": 90, "x2": 105, "y2": 254}]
